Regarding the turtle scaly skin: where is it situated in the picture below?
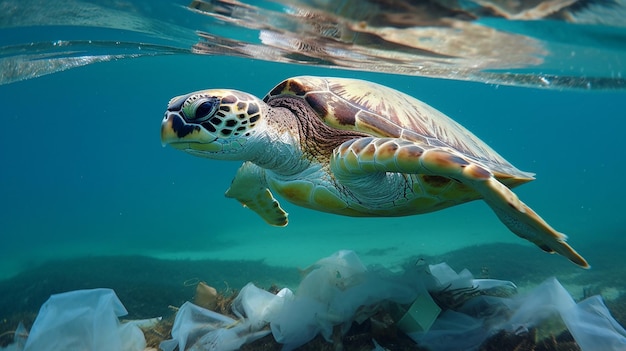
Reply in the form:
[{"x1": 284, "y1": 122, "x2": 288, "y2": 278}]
[{"x1": 161, "y1": 76, "x2": 588, "y2": 268}]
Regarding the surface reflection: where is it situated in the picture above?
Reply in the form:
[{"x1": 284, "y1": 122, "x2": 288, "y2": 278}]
[{"x1": 1, "y1": 0, "x2": 625, "y2": 89}]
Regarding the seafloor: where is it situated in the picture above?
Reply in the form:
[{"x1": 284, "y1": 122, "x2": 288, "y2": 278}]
[{"x1": 0, "y1": 242, "x2": 624, "y2": 350}]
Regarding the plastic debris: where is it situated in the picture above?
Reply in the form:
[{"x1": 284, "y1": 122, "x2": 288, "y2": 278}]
[
  {"x1": 4, "y1": 251, "x2": 624, "y2": 351},
  {"x1": 506, "y1": 277, "x2": 626, "y2": 351},
  {"x1": 159, "y1": 301, "x2": 270, "y2": 351},
  {"x1": 4, "y1": 288, "x2": 146, "y2": 351},
  {"x1": 269, "y1": 250, "x2": 420, "y2": 350},
  {"x1": 0, "y1": 322, "x2": 28, "y2": 351},
  {"x1": 409, "y1": 277, "x2": 626, "y2": 351},
  {"x1": 162, "y1": 250, "x2": 422, "y2": 351},
  {"x1": 371, "y1": 338, "x2": 386, "y2": 351},
  {"x1": 394, "y1": 292, "x2": 441, "y2": 333},
  {"x1": 232, "y1": 282, "x2": 291, "y2": 330},
  {"x1": 161, "y1": 251, "x2": 625, "y2": 351},
  {"x1": 563, "y1": 295, "x2": 626, "y2": 350}
]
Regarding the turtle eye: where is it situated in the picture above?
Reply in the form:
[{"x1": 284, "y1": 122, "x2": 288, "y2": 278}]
[{"x1": 185, "y1": 97, "x2": 220, "y2": 123}]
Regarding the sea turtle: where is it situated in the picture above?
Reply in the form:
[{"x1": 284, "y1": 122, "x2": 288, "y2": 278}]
[{"x1": 161, "y1": 76, "x2": 588, "y2": 268}]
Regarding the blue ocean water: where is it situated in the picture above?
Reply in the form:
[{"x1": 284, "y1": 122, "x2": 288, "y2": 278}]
[
  {"x1": 1, "y1": 1, "x2": 626, "y2": 348},
  {"x1": 2, "y1": 52, "x2": 625, "y2": 277}
]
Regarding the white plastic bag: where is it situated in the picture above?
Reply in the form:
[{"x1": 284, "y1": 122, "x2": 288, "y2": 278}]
[
  {"x1": 160, "y1": 301, "x2": 270, "y2": 351},
  {"x1": 562, "y1": 295, "x2": 626, "y2": 351},
  {"x1": 270, "y1": 296, "x2": 330, "y2": 351},
  {"x1": 270, "y1": 250, "x2": 418, "y2": 350},
  {"x1": 409, "y1": 309, "x2": 487, "y2": 351},
  {"x1": 23, "y1": 288, "x2": 145, "y2": 351},
  {"x1": 231, "y1": 283, "x2": 289, "y2": 330},
  {"x1": 412, "y1": 276, "x2": 626, "y2": 351}
]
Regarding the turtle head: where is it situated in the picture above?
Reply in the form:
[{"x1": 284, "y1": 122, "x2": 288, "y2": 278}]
[{"x1": 161, "y1": 89, "x2": 267, "y2": 159}]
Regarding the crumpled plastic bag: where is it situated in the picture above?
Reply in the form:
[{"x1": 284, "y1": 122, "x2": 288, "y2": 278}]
[
  {"x1": 159, "y1": 301, "x2": 271, "y2": 351},
  {"x1": 504, "y1": 277, "x2": 626, "y2": 351},
  {"x1": 231, "y1": 283, "x2": 292, "y2": 330},
  {"x1": 424, "y1": 262, "x2": 517, "y2": 299},
  {"x1": 410, "y1": 277, "x2": 626, "y2": 351},
  {"x1": 162, "y1": 250, "x2": 421, "y2": 351},
  {"x1": 563, "y1": 295, "x2": 626, "y2": 351},
  {"x1": 269, "y1": 250, "x2": 420, "y2": 350},
  {"x1": 427, "y1": 262, "x2": 474, "y2": 291},
  {"x1": 20, "y1": 288, "x2": 145, "y2": 351},
  {"x1": 270, "y1": 295, "x2": 330, "y2": 351}
]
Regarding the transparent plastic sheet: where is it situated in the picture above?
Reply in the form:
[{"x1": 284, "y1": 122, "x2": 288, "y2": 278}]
[
  {"x1": 269, "y1": 296, "x2": 331, "y2": 350},
  {"x1": 8, "y1": 288, "x2": 145, "y2": 351},
  {"x1": 270, "y1": 250, "x2": 421, "y2": 350},
  {"x1": 411, "y1": 309, "x2": 488, "y2": 351},
  {"x1": 159, "y1": 301, "x2": 271, "y2": 351},
  {"x1": 0, "y1": 323, "x2": 27, "y2": 351},
  {"x1": 428, "y1": 262, "x2": 474, "y2": 290},
  {"x1": 504, "y1": 277, "x2": 576, "y2": 330},
  {"x1": 410, "y1": 277, "x2": 626, "y2": 351},
  {"x1": 231, "y1": 283, "x2": 292, "y2": 330},
  {"x1": 562, "y1": 296, "x2": 626, "y2": 351},
  {"x1": 406, "y1": 264, "x2": 515, "y2": 351}
]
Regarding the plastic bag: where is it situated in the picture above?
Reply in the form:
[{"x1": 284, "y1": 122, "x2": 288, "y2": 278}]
[
  {"x1": 231, "y1": 283, "x2": 290, "y2": 330},
  {"x1": 23, "y1": 288, "x2": 145, "y2": 351},
  {"x1": 270, "y1": 250, "x2": 419, "y2": 350},
  {"x1": 411, "y1": 277, "x2": 626, "y2": 351},
  {"x1": 562, "y1": 295, "x2": 626, "y2": 351},
  {"x1": 409, "y1": 309, "x2": 488, "y2": 351},
  {"x1": 160, "y1": 301, "x2": 270, "y2": 351},
  {"x1": 428, "y1": 262, "x2": 474, "y2": 291},
  {"x1": 270, "y1": 296, "x2": 330, "y2": 351}
]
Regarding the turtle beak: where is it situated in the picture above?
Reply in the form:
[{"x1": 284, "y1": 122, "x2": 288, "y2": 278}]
[
  {"x1": 160, "y1": 112, "x2": 185, "y2": 147},
  {"x1": 162, "y1": 93, "x2": 193, "y2": 147},
  {"x1": 161, "y1": 112, "x2": 222, "y2": 152}
]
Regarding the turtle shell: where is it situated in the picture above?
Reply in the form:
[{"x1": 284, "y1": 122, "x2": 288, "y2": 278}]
[{"x1": 264, "y1": 76, "x2": 533, "y2": 186}]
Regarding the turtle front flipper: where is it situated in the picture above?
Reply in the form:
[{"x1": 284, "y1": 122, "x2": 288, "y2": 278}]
[
  {"x1": 225, "y1": 162, "x2": 288, "y2": 226},
  {"x1": 331, "y1": 137, "x2": 589, "y2": 268}
]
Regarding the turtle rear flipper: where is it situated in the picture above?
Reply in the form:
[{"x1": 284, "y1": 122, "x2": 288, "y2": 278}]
[
  {"x1": 474, "y1": 177, "x2": 589, "y2": 268},
  {"x1": 226, "y1": 162, "x2": 289, "y2": 226}
]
